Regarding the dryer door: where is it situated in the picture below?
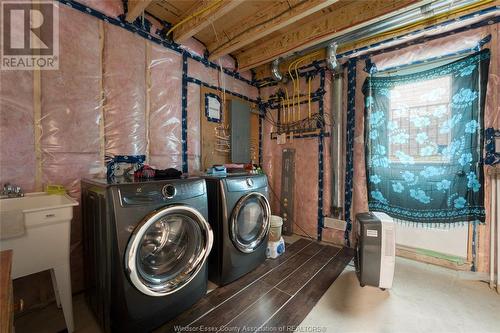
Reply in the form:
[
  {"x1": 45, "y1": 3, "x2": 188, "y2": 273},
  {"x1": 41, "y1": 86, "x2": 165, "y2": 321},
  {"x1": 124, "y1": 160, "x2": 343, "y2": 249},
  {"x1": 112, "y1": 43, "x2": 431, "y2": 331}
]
[
  {"x1": 125, "y1": 205, "x2": 213, "y2": 297},
  {"x1": 230, "y1": 192, "x2": 271, "y2": 253}
]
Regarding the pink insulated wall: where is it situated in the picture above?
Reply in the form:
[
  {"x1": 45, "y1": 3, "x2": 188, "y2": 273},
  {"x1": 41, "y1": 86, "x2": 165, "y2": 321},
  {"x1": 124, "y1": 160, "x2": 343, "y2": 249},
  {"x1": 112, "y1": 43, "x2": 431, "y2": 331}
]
[{"x1": 0, "y1": 2, "x2": 258, "y2": 298}]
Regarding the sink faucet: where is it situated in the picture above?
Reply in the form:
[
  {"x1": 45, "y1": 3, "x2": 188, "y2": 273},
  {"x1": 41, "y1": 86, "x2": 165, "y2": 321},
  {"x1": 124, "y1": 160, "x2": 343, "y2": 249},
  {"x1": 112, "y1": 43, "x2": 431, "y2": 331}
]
[{"x1": 1, "y1": 183, "x2": 24, "y2": 198}]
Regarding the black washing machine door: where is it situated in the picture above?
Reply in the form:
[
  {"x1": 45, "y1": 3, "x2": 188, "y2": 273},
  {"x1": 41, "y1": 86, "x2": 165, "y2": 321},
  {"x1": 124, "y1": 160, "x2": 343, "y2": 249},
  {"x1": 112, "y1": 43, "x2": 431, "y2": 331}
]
[
  {"x1": 230, "y1": 192, "x2": 271, "y2": 253},
  {"x1": 125, "y1": 205, "x2": 213, "y2": 297}
]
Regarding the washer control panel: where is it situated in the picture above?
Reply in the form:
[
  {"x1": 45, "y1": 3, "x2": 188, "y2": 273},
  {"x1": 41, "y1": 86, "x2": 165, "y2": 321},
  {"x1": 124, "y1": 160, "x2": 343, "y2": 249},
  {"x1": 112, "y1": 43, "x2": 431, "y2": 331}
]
[
  {"x1": 162, "y1": 184, "x2": 176, "y2": 199},
  {"x1": 118, "y1": 179, "x2": 205, "y2": 206}
]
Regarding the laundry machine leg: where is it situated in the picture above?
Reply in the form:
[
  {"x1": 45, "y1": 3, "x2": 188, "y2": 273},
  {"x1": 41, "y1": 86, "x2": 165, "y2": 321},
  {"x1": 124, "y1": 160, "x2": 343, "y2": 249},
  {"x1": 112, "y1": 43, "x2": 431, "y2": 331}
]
[
  {"x1": 52, "y1": 264, "x2": 74, "y2": 333},
  {"x1": 50, "y1": 268, "x2": 61, "y2": 308}
]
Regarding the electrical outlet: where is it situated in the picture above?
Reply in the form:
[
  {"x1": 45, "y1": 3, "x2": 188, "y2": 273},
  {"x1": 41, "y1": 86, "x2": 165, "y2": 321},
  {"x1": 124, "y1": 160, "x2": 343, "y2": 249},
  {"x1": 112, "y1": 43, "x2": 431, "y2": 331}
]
[{"x1": 324, "y1": 217, "x2": 347, "y2": 231}]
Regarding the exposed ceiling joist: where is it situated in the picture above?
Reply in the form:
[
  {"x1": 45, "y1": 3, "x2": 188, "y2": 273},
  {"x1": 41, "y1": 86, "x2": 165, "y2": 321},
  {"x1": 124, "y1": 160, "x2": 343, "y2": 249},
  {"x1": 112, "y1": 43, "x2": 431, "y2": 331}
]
[
  {"x1": 236, "y1": 0, "x2": 426, "y2": 71},
  {"x1": 207, "y1": 0, "x2": 338, "y2": 61},
  {"x1": 126, "y1": 0, "x2": 153, "y2": 23},
  {"x1": 172, "y1": 0, "x2": 244, "y2": 44},
  {"x1": 252, "y1": 0, "x2": 495, "y2": 79}
]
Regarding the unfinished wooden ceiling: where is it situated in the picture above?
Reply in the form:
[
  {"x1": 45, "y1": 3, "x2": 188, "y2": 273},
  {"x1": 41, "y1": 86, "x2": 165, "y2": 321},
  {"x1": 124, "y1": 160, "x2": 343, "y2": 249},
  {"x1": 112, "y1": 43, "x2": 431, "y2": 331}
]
[{"x1": 126, "y1": 0, "x2": 491, "y2": 73}]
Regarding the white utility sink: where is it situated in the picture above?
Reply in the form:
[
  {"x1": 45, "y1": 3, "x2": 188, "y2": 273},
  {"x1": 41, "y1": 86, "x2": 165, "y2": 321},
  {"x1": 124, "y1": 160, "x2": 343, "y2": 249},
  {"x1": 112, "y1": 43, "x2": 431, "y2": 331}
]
[{"x1": 0, "y1": 192, "x2": 78, "y2": 332}]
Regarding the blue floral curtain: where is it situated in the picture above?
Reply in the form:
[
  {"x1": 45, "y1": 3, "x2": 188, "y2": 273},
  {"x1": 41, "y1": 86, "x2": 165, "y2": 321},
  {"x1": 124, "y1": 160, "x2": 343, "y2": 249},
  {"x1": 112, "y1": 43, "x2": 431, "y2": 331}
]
[{"x1": 363, "y1": 49, "x2": 490, "y2": 225}]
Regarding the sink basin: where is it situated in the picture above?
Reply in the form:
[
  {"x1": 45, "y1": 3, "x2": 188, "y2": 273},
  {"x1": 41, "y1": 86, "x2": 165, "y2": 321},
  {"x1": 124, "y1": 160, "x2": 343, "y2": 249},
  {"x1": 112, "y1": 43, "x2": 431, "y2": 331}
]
[
  {"x1": 0, "y1": 192, "x2": 78, "y2": 332},
  {"x1": 0, "y1": 191, "x2": 77, "y2": 214},
  {"x1": 0, "y1": 192, "x2": 78, "y2": 276}
]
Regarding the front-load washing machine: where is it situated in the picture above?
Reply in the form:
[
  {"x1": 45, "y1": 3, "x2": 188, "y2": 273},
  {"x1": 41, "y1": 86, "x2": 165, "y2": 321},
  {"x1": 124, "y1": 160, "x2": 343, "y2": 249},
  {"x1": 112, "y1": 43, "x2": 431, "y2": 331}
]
[
  {"x1": 81, "y1": 177, "x2": 213, "y2": 333},
  {"x1": 204, "y1": 173, "x2": 271, "y2": 285}
]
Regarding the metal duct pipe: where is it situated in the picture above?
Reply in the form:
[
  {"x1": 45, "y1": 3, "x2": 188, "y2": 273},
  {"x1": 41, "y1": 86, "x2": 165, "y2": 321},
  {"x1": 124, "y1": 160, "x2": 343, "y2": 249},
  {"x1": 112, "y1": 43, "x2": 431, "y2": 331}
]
[
  {"x1": 332, "y1": 0, "x2": 479, "y2": 47},
  {"x1": 269, "y1": 0, "x2": 482, "y2": 67},
  {"x1": 330, "y1": 72, "x2": 344, "y2": 217},
  {"x1": 271, "y1": 58, "x2": 283, "y2": 81},
  {"x1": 326, "y1": 43, "x2": 339, "y2": 71}
]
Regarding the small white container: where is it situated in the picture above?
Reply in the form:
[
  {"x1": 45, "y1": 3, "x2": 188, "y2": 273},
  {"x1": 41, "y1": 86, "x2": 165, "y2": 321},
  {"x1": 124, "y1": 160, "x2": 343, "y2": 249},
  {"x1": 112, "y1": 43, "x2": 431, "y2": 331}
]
[
  {"x1": 269, "y1": 215, "x2": 283, "y2": 242},
  {"x1": 266, "y1": 237, "x2": 285, "y2": 259}
]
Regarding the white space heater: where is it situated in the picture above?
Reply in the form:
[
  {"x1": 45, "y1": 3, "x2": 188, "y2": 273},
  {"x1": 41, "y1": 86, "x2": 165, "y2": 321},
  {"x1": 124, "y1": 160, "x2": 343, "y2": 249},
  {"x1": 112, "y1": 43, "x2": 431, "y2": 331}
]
[{"x1": 355, "y1": 211, "x2": 395, "y2": 290}]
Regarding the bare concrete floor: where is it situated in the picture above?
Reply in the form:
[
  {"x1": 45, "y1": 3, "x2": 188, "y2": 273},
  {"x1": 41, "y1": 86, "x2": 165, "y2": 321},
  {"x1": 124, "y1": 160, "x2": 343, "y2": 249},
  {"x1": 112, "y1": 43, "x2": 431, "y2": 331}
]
[
  {"x1": 15, "y1": 255, "x2": 500, "y2": 333},
  {"x1": 299, "y1": 257, "x2": 500, "y2": 333}
]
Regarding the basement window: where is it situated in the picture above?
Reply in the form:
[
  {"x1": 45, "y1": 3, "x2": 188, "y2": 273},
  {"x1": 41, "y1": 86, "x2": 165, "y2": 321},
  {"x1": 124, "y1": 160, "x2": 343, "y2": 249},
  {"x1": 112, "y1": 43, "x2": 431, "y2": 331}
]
[{"x1": 388, "y1": 76, "x2": 452, "y2": 164}]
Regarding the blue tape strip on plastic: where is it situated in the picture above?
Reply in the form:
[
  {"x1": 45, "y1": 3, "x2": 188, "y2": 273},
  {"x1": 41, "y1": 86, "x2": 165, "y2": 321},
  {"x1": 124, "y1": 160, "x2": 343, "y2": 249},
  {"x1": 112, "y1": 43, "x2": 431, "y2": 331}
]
[
  {"x1": 317, "y1": 69, "x2": 326, "y2": 241},
  {"x1": 258, "y1": 100, "x2": 264, "y2": 166},
  {"x1": 485, "y1": 128, "x2": 500, "y2": 165},
  {"x1": 344, "y1": 59, "x2": 357, "y2": 247},
  {"x1": 182, "y1": 53, "x2": 188, "y2": 174},
  {"x1": 375, "y1": 34, "x2": 492, "y2": 73},
  {"x1": 58, "y1": 0, "x2": 258, "y2": 87},
  {"x1": 204, "y1": 93, "x2": 222, "y2": 123},
  {"x1": 185, "y1": 77, "x2": 259, "y2": 104}
]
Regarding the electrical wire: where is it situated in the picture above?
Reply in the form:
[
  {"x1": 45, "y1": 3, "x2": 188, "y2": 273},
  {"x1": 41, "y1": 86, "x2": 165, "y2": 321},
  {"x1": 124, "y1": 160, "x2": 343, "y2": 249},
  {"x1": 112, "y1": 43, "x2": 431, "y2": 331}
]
[
  {"x1": 286, "y1": 51, "x2": 321, "y2": 123},
  {"x1": 263, "y1": 110, "x2": 332, "y2": 134},
  {"x1": 267, "y1": 182, "x2": 316, "y2": 240},
  {"x1": 167, "y1": 0, "x2": 224, "y2": 36}
]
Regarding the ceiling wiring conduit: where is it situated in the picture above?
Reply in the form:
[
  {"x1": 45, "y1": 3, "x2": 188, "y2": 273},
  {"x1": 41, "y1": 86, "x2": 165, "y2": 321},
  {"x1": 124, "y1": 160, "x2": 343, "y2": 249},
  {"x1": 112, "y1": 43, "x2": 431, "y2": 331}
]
[{"x1": 269, "y1": 0, "x2": 489, "y2": 76}]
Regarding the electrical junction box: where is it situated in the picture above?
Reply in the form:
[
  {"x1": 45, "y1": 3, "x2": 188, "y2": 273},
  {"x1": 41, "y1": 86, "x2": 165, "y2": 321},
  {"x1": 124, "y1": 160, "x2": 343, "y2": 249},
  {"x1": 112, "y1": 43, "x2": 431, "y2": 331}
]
[{"x1": 355, "y1": 211, "x2": 395, "y2": 290}]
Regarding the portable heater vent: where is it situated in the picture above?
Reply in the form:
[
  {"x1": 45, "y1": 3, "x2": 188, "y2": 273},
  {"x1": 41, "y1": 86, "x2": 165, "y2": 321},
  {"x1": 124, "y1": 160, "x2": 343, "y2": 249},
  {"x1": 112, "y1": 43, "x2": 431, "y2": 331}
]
[{"x1": 355, "y1": 211, "x2": 395, "y2": 290}]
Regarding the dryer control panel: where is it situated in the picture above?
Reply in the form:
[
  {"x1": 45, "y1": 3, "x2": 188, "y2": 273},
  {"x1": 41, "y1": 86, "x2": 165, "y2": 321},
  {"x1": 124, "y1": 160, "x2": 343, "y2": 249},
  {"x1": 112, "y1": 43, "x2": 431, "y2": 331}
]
[{"x1": 118, "y1": 180, "x2": 206, "y2": 206}]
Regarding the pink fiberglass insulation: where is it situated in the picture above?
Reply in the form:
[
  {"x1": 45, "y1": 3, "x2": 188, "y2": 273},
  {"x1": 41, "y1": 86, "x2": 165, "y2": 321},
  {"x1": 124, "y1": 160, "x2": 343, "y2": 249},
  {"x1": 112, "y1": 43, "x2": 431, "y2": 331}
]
[
  {"x1": 0, "y1": 71, "x2": 35, "y2": 192},
  {"x1": 188, "y1": 59, "x2": 258, "y2": 100},
  {"x1": 0, "y1": 0, "x2": 35, "y2": 191},
  {"x1": 148, "y1": 44, "x2": 183, "y2": 170},
  {"x1": 104, "y1": 24, "x2": 147, "y2": 156},
  {"x1": 146, "y1": 14, "x2": 164, "y2": 39},
  {"x1": 40, "y1": 6, "x2": 102, "y2": 292},
  {"x1": 371, "y1": 29, "x2": 488, "y2": 71},
  {"x1": 262, "y1": 77, "x2": 325, "y2": 240},
  {"x1": 181, "y1": 38, "x2": 206, "y2": 58},
  {"x1": 180, "y1": 38, "x2": 237, "y2": 71},
  {"x1": 189, "y1": 59, "x2": 219, "y2": 86},
  {"x1": 187, "y1": 84, "x2": 202, "y2": 173},
  {"x1": 225, "y1": 75, "x2": 258, "y2": 100},
  {"x1": 41, "y1": 6, "x2": 101, "y2": 156},
  {"x1": 75, "y1": 0, "x2": 123, "y2": 18},
  {"x1": 262, "y1": 120, "x2": 320, "y2": 239},
  {"x1": 217, "y1": 55, "x2": 237, "y2": 71}
]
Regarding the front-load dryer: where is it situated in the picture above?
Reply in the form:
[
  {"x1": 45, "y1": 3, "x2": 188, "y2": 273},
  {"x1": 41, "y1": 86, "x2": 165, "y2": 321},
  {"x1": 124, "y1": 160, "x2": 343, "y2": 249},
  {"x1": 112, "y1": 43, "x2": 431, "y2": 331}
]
[
  {"x1": 81, "y1": 177, "x2": 213, "y2": 333},
  {"x1": 204, "y1": 174, "x2": 271, "y2": 285}
]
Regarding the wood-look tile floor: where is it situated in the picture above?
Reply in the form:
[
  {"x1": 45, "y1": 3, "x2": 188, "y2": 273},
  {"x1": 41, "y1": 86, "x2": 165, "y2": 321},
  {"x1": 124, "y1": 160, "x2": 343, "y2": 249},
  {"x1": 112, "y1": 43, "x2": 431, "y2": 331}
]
[{"x1": 156, "y1": 238, "x2": 354, "y2": 333}]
